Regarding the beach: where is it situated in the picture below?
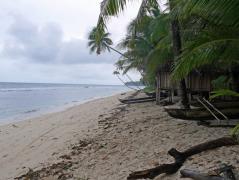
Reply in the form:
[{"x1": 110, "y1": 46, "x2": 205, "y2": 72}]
[
  {"x1": 0, "y1": 92, "x2": 238, "y2": 180},
  {"x1": 0, "y1": 92, "x2": 130, "y2": 180}
]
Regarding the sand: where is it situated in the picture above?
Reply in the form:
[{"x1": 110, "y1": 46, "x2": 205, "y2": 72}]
[
  {"x1": 0, "y1": 92, "x2": 131, "y2": 180},
  {"x1": 0, "y1": 92, "x2": 238, "y2": 180}
]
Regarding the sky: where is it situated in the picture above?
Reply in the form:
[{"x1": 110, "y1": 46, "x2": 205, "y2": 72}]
[{"x1": 0, "y1": 0, "x2": 143, "y2": 85}]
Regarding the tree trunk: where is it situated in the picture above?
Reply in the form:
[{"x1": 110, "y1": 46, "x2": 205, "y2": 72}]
[
  {"x1": 230, "y1": 66, "x2": 239, "y2": 93},
  {"x1": 169, "y1": 0, "x2": 190, "y2": 109},
  {"x1": 156, "y1": 72, "x2": 161, "y2": 104},
  {"x1": 178, "y1": 78, "x2": 189, "y2": 108},
  {"x1": 108, "y1": 46, "x2": 142, "y2": 90},
  {"x1": 107, "y1": 45, "x2": 127, "y2": 58},
  {"x1": 125, "y1": 74, "x2": 141, "y2": 90},
  {"x1": 116, "y1": 74, "x2": 138, "y2": 91}
]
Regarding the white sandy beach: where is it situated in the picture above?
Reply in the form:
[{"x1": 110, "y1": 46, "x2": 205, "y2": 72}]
[
  {"x1": 0, "y1": 92, "x2": 130, "y2": 180},
  {"x1": 0, "y1": 92, "x2": 238, "y2": 180}
]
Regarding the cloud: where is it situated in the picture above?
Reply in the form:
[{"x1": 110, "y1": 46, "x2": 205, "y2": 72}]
[
  {"x1": 1, "y1": 15, "x2": 119, "y2": 65},
  {"x1": 0, "y1": 0, "x2": 142, "y2": 84},
  {"x1": 58, "y1": 39, "x2": 118, "y2": 64},
  {"x1": 0, "y1": 59, "x2": 122, "y2": 84}
]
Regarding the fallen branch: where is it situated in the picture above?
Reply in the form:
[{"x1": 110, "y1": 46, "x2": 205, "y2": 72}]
[{"x1": 127, "y1": 136, "x2": 238, "y2": 180}]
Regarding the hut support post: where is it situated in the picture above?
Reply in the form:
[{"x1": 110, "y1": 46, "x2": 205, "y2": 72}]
[
  {"x1": 231, "y1": 66, "x2": 239, "y2": 93},
  {"x1": 156, "y1": 72, "x2": 161, "y2": 105}
]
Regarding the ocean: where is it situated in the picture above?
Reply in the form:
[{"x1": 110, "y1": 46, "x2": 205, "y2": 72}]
[{"x1": 0, "y1": 82, "x2": 129, "y2": 124}]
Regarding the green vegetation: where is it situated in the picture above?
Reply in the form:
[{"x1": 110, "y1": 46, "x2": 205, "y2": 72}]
[
  {"x1": 88, "y1": 0, "x2": 239, "y2": 130},
  {"x1": 231, "y1": 124, "x2": 239, "y2": 139},
  {"x1": 143, "y1": 86, "x2": 155, "y2": 93}
]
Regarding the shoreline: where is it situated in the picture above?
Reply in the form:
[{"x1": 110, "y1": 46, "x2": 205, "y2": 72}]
[
  {"x1": 0, "y1": 90, "x2": 130, "y2": 127},
  {"x1": 0, "y1": 91, "x2": 132, "y2": 180}
]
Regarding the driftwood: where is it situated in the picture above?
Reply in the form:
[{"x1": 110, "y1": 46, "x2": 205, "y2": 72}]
[
  {"x1": 127, "y1": 136, "x2": 238, "y2": 180},
  {"x1": 180, "y1": 164, "x2": 237, "y2": 180},
  {"x1": 180, "y1": 169, "x2": 223, "y2": 180}
]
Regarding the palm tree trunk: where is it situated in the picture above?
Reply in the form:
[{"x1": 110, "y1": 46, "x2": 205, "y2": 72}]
[
  {"x1": 115, "y1": 74, "x2": 138, "y2": 91},
  {"x1": 156, "y1": 72, "x2": 161, "y2": 104},
  {"x1": 125, "y1": 74, "x2": 141, "y2": 90},
  {"x1": 107, "y1": 45, "x2": 142, "y2": 90},
  {"x1": 107, "y1": 46, "x2": 126, "y2": 57},
  {"x1": 169, "y1": 0, "x2": 189, "y2": 109},
  {"x1": 230, "y1": 66, "x2": 239, "y2": 93}
]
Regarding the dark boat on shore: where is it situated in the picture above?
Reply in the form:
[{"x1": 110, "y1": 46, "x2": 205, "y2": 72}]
[
  {"x1": 165, "y1": 101, "x2": 239, "y2": 120},
  {"x1": 119, "y1": 96, "x2": 156, "y2": 104},
  {"x1": 145, "y1": 91, "x2": 169, "y2": 98},
  {"x1": 145, "y1": 92, "x2": 156, "y2": 97}
]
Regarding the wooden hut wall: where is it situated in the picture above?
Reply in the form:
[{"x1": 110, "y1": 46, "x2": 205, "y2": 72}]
[
  {"x1": 155, "y1": 71, "x2": 172, "y2": 104},
  {"x1": 155, "y1": 70, "x2": 231, "y2": 102},
  {"x1": 186, "y1": 73, "x2": 212, "y2": 92},
  {"x1": 159, "y1": 72, "x2": 171, "y2": 89},
  {"x1": 156, "y1": 71, "x2": 215, "y2": 92}
]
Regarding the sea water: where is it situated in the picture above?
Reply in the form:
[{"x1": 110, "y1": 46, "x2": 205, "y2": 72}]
[{"x1": 0, "y1": 82, "x2": 129, "y2": 124}]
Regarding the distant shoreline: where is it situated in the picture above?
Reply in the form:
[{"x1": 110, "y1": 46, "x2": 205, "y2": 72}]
[
  {"x1": 0, "y1": 81, "x2": 126, "y2": 87},
  {"x1": 0, "y1": 89, "x2": 131, "y2": 126}
]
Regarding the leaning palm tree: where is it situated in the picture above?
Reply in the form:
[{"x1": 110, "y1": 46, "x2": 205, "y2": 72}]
[
  {"x1": 88, "y1": 27, "x2": 133, "y2": 58},
  {"x1": 88, "y1": 27, "x2": 140, "y2": 90},
  {"x1": 88, "y1": 27, "x2": 112, "y2": 55}
]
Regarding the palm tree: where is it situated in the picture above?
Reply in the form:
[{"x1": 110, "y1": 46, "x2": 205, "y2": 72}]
[
  {"x1": 116, "y1": 18, "x2": 154, "y2": 74},
  {"x1": 88, "y1": 27, "x2": 134, "y2": 58},
  {"x1": 88, "y1": 27, "x2": 140, "y2": 90},
  {"x1": 88, "y1": 27, "x2": 112, "y2": 55},
  {"x1": 116, "y1": 10, "x2": 172, "y2": 90}
]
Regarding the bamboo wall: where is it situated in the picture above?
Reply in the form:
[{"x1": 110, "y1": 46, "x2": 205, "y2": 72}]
[
  {"x1": 158, "y1": 72, "x2": 172, "y2": 90},
  {"x1": 155, "y1": 71, "x2": 214, "y2": 104},
  {"x1": 186, "y1": 74, "x2": 213, "y2": 92}
]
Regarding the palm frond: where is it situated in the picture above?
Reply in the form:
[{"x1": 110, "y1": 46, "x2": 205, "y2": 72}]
[
  {"x1": 174, "y1": 0, "x2": 239, "y2": 28},
  {"x1": 87, "y1": 26, "x2": 114, "y2": 55},
  {"x1": 210, "y1": 89, "x2": 239, "y2": 99},
  {"x1": 172, "y1": 27, "x2": 239, "y2": 81},
  {"x1": 135, "y1": 0, "x2": 160, "y2": 24}
]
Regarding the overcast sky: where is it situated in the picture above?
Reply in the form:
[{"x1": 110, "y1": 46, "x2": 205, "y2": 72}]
[{"x1": 0, "y1": 0, "x2": 143, "y2": 85}]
